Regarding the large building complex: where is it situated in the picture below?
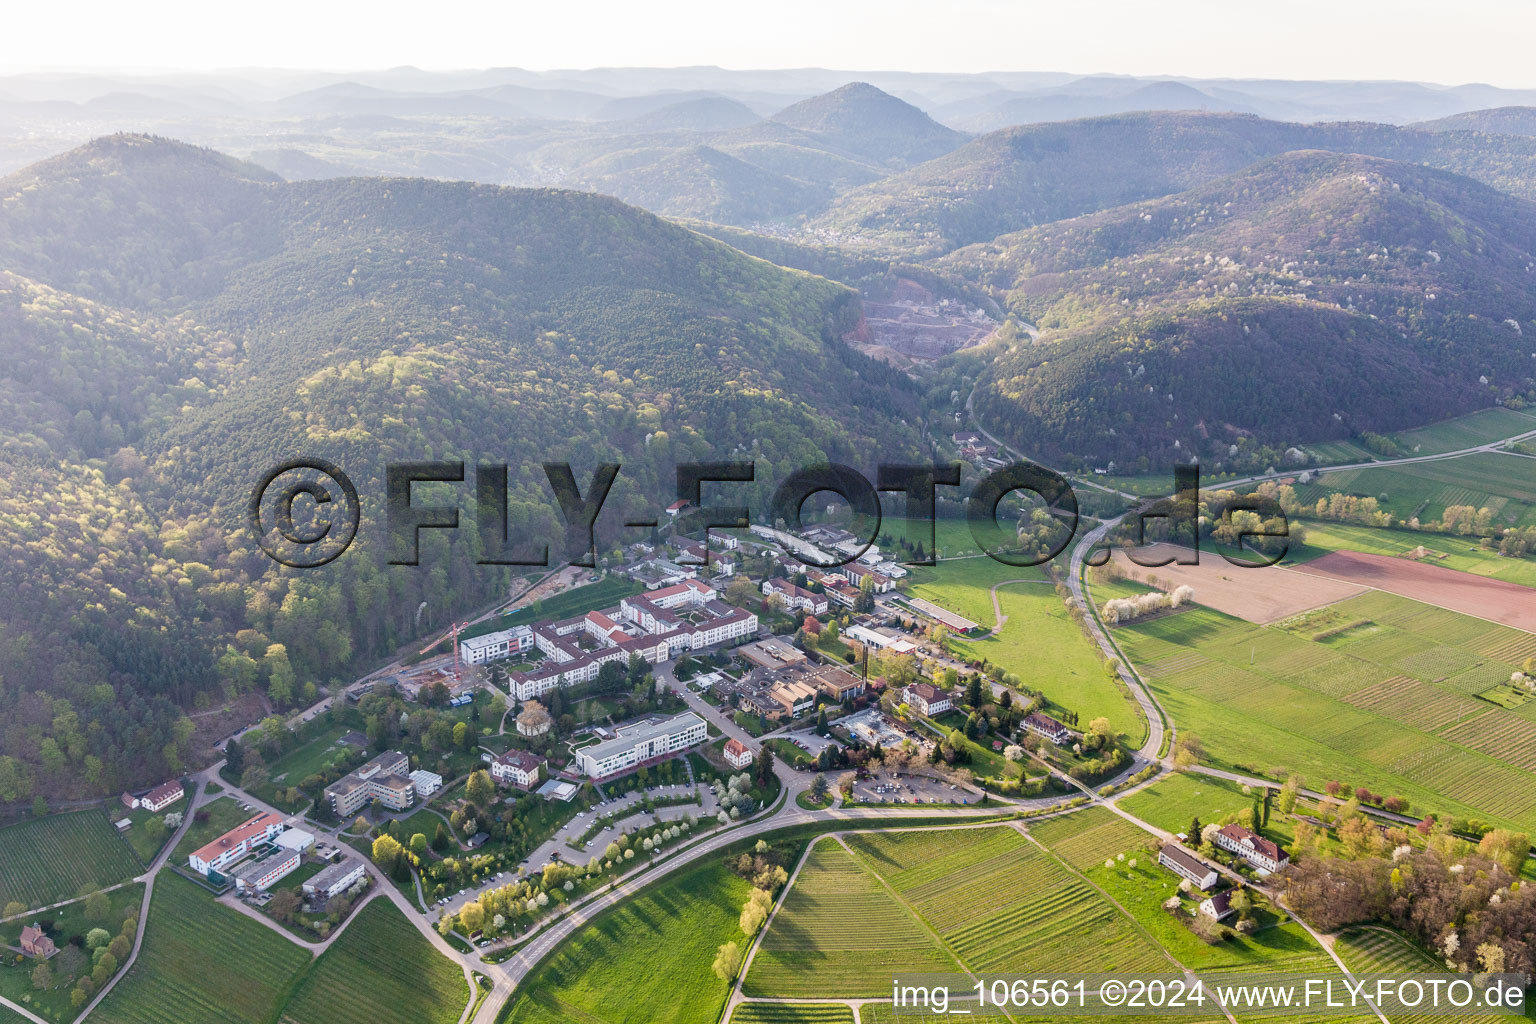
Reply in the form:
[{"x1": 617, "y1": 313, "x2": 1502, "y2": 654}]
[
  {"x1": 324, "y1": 750, "x2": 415, "y2": 818},
  {"x1": 506, "y1": 580, "x2": 756, "y2": 701},
  {"x1": 574, "y1": 711, "x2": 708, "y2": 779}
]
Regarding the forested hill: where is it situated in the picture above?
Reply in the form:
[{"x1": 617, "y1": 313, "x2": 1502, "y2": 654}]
[
  {"x1": 0, "y1": 134, "x2": 923, "y2": 803},
  {"x1": 808, "y1": 111, "x2": 1536, "y2": 256},
  {"x1": 951, "y1": 151, "x2": 1536, "y2": 471}
]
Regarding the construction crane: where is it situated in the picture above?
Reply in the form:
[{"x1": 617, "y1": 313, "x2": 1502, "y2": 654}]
[{"x1": 418, "y1": 620, "x2": 469, "y2": 679}]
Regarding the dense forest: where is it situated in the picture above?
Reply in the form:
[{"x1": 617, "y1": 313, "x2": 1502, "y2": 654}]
[
  {"x1": 0, "y1": 134, "x2": 924, "y2": 802},
  {"x1": 952, "y1": 151, "x2": 1536, "y2": 468}
]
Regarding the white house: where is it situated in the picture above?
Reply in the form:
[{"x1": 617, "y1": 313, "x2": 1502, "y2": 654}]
[
  {"x1": 723, "y1": 738, "x2": 754, "y2": 770},
  {"x1": 490, "y1": 750, "x2": 545, "y2": 788},
  {"x1": 1214, "y1": 825, "x2": 1290, "y2": 874},
  {"x1": 304, "y1": 858, "x2": 367, "y2": 906},
  {"x1": 903, "y1": 682, "x2": 952, "y2": 717}
]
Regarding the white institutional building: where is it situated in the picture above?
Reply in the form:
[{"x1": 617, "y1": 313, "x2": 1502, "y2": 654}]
[{"x1": 574, "y1": 711, "x2": 708, "y2": 779}]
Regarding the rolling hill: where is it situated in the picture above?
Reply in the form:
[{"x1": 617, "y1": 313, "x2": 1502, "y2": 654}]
[
  {"x1": 0, "y1": 134, "x2": 922, "y2": 802},
  {"x1": 949, "y1": 151, "x2": 1536, "y2": 470},
  {"x1": 807, "y1": 111, "x2": 1536, "y2": 256}
]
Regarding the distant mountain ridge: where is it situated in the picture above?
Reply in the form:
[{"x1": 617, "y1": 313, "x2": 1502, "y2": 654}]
[{"x1": 949, "y1": 150, "x2": 1536, "y2": 469}]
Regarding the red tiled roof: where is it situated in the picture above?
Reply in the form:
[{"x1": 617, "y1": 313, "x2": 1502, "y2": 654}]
[{"x1": 191, "y1": 811, "x2": 283, "y2": 865}]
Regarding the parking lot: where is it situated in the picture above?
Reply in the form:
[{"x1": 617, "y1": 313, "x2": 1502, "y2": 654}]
[{"x1": 849, "y1": 769, "x2": 975, "y2": 805}]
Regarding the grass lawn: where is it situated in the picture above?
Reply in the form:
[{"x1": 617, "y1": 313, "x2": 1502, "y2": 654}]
[
  {"x1": 907, "y1": 560, "x2": 1143, "y2": 744},
  {"x1": 1116, "y1": 774, "x2": 1298, "y2": 851},
  {"x1": 91, "y1": 872, "x2": 310, "y2": 1024},
  {"x1": 0, "y1": 811, "x2": 144, "y2": 910},
  {"x1": 118, "y1": 805, "x2": 180, "y2": 865},
  {"x1": 0, "y1": 882, "x2": 143, "y2": 1024},
  {"x1": 1103, "y1": 588, "x2": 1536, "y2": 832},
  {"x1": 169, "y1": 797, "x2": 251, "y2": 865},
  {"x1": 264, "y1": 724, "x2": 354, "y2": 785},
  {"x1": 461, "y1": 577, "x2": 644, "y2": 643},
  {"x1": 499, "y1": 849, "x2": 755, "y2": 1024},
  {"x1": 279, "y1": 897, "x2": 468, "y2": 1024}
]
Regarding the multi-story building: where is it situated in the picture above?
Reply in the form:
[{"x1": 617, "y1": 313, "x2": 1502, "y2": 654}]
[
  {"x1": 1214, "y1": 825, "x2": 1291, "y2": 874},
  {"x1": 1022, "y1": 712, "x2": 1072, "y2": 745},
  {"x1": 574, "y1": 712, "x2": 708, "y2": 779},
  {"x1": 231, "y1": 846, "x2": 302, "y2": 893},
  {"x1": 459, "y1": 624, "x2": 535, "y2": 666},
  {"x1": 1158, "y1": 842, "x2": 1219, "y2": 890},
  {"x1": 324, "y1": 751, "x2": 415, "y2": 818},
  {"x1": 723, "y1": 738, "x2": 754, "y2": 769},
  {"x1": 506, "y1": 580, "x2": 755, "y2": 701},
  {"x1": 761, "y1": 578, "x2": 829, "y2": 615},
  {"x1": 303, "y1": 857, "x2": 367, "y2": 908},
  {"x1": 140, "y1": 779, "x2": 184, "y2": 812},
  {"x1": 188, "y1": 811, "x2": 286, "y2": 877},
  {"x1": 903, "y1": 682, "x2": 953, "y2": 717},
  {"x1": 490, "y1": 750, "x2": 545, "y2": 788}
]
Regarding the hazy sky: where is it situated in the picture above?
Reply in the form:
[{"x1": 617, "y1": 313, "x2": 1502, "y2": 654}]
[{"x1": 5, "y1": 0, "x2": 1536, "y2": 88}]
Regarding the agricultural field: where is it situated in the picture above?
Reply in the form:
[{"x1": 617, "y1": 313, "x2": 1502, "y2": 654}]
[
  {"x1": 907, "y1": 560, "x2": 1142, "y2": 741},
  {"x1": 841, "y1": 825, "x2": 1166, "y2": 977},
  {"x1": 1289, "y1": 521, "x2": 1536, "y2": 588},
  {"x1": 1297, "y1": 549, "x2": 1536, "y2": 632},
  {"x1": 501, "y1": 854, "x2": 754, "y2": 1024},
  {"x1": 1333, "y1": 927, "x2": 1512, "y2": 1024},
  {"x1": 1026, "y1": 806, "x2": 1158, "y2": 871},
  {"x1": 1103, "y1": 586, "x2": 1536, "y2": 832},
  {"x1": 744, "y1": 839, "x2": 960, "y2": 998},
  {"x1": 1104, "y1": 544, "x2": 1365, "y2": 624},
  {"x1": 1288, "y1": 450, "x2": 1536, "y2": 530},
  {"x1": 0, "y1": 811, "x2": 143, "y2": 909},
  {"x1": 91, "y1": 873, "x2": 310, "y2": 1024},
  {"x1": 460, "y1": 576, "x2": 643, "y2": 643},
  {"x1": 728, "y1": 1005, "x2": 855, "y2": 1024},
  {"x1": 279, "y1": 898, "x2": 468, "y2": 1024}
]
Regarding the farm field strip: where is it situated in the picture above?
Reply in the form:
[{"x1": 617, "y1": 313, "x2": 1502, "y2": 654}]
[
  {"x1": 278, "y1": 898, "x2": 468, "y2": 1024},
  {"x1": 744, "y1": 841, "x2": 960, "y2": 999},
  {"x1": 0, "y1": 811, "x2": 144, "y2": 909},
  {"x1": 1027, "y1": 806, "x2": 1156, "y2": 872},
  {"x1": 1110, "y1": 588, "x2": 1536, "y2": 831},
  {"x1": 847, "y1": 826, "x2": 1167, "y2": 976},
  {"x1": 728, "y1": 1005, "x2": 855, "y2": 1024}
]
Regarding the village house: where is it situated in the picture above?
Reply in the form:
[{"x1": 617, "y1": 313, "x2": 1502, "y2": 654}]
[
  {"x1": 1213, "y1": 824, "x2": 1290, "y2": 874},
  {"x1": 1199, "y1": 890, "x2": 1236, "y2": 922},
  {"x1": 1022, "y1": 712, "x2": 1072, "y2": 745},
  {"x1": 903, "y1": 681, "x2": 953, "y2": 717},
  {"x1": 140, "y1": 779, "x2": 184, "y2": 812},
  {"x1": 723, "y1": 738, "x2": 755, "y2": 770},
  {"x1": 1158, "y1": 842, "x2": 1220, "y2": 890}
]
